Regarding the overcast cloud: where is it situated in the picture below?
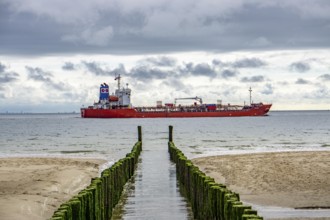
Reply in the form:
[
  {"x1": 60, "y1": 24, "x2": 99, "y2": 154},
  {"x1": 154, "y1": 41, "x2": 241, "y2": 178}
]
[
  {"x1": 1, "y1": 0, "x2": 330, "y2": 55},
  {"x1": 0, "y1": 0, "x2": 330, "y2": 111}
]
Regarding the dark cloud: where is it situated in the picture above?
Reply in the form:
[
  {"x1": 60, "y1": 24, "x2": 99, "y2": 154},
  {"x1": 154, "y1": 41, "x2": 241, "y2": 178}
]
[
  {"x1": 221, "y1": 69, "x2": 238, "y2": 79},
  {"x1": 62, "y1": 62, "x2": 76, "y2": 71},
  {"x1": 240, "y1": 75, "x2": 265, "y2": 82},
  {"x1": 289, "y1": 62, "x2": 310, "y2": 73},
  {"x1": 26, "y1": 66, "x2": 53, "y2": 82},
  {"x1": 318, "y1": 74, "x2": 330, "y2": 81},
  {"x1": 82, "y1": 61, "x2": 112, "y2": 76},
  {"x1": 130, "y1": 66, "x2": 168, "y2": 80},
  {"x1": 25, "y1": 66, "x2": 67, "y2": 90},
  {"x1": 232, "y1": 58, "x2": 267, "y2": 68},
  {"x1": 143, "y1": 56, "x2": 177, "y2": 67},
  {"x1": 182, "y1": 62, "x2": 217, "y2": 78},
  {"x1": 2, "y1": 1, "x2": 330, "y2": 55},
  {"x1": 295, "y1": 78, "x2": 310, "y2": 84}
]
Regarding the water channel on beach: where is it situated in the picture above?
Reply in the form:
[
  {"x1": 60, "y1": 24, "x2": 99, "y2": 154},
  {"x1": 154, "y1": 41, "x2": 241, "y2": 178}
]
[{"x1": 111, "y1": 133, "x2": 194, "y2": 219}]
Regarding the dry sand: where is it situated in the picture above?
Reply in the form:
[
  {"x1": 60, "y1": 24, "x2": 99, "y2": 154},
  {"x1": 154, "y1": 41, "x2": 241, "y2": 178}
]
[
  {"x1": 192, "y1": 151, "x2": 330, "y2": 219},
  {"x1": 0, "y1": 157, "x2": 106, "y2": 220}
]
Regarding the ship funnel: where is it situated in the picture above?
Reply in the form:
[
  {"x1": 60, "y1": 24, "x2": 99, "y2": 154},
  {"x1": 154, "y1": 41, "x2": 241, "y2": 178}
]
[{"x1": 99, "y1": 83, "x2": 109, "y2": 101}]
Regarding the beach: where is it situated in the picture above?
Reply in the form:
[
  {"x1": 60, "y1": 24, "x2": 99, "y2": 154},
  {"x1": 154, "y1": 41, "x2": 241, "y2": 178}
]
[
  {"x1": 1, "y1": 151, "x2": 329, "y2": 220},
  {"x1": 193, "y1": 151, "x2": 330, "y2": 219},
  {"x1": 0, "y1": 157, "x2": 106, "y2": 220}
]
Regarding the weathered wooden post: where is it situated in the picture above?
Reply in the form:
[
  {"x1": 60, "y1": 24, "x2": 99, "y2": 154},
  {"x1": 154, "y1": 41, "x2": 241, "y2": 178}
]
[
  {"x1": 138, "y1": 125, "x2": 142, "y2": 142},
  {"x1": 169, "y1": 125, "x2": 173, "y2": 142}
]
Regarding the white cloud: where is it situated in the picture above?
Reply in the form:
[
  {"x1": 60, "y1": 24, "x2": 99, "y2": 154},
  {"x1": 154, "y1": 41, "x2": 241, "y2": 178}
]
[{"x1": 1, "y1": 49, "x2": 330, "y2": 112}]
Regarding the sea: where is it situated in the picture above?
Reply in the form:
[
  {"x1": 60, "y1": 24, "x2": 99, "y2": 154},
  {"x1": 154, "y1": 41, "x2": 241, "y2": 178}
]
[
  {"x1": 1, "y1": 110, "x2": 330, "y2": 219},
  {"x1": 0, "y1": 110, "x2": 329, "y2": 161}
]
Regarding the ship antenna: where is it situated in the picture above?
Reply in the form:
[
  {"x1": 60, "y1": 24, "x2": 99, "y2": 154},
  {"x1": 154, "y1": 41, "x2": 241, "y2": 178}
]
[{"x1": 249, "y1": 87, "x2": 252, "y2": 105}]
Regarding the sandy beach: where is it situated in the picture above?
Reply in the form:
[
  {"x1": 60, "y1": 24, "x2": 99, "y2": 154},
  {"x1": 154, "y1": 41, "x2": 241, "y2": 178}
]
[
  {"x1": 192, "y1": 151, "x2": 330, "y2": 219},
  {"x1": 1, "y1": 152, "x2": 329, "y2": 220},
  {"x1": 0, "y1": 157, "x2": 106, "y2": 220}
]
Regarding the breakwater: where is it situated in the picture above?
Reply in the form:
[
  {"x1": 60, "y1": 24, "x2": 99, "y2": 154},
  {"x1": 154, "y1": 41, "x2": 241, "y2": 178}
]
[
  {"x1": 111, "y1": 126, "x2": 193, "y2": 219},
  {"x1": 168, "y1": 125, "x2": 263, "y2": 220},
  {"x1": 50, "y1": 126, "x2": 142, "y2": 220}
]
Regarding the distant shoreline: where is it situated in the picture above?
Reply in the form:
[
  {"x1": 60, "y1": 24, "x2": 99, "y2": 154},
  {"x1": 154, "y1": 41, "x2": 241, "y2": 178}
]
[{"x1": 0, "y1": 112, "x2": 79, "y2": 115}]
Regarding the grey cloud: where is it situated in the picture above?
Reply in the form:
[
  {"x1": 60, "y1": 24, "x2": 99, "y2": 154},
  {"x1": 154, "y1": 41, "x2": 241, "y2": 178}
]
[
  {"x1": 261, "y1": 83, "x2": 273, "y2": 95},
  {"x1": 50, "y1": 82, "x2": 68, "y2": 91},
  {"x1": 295, "y1": 78, "x2": 310, "y2": 84},
  {"x1": 162, "y1": 78, "x2": 186, "y2": 91},
  {"x1": 2, "y1": 1, "x2": 330, "y2": 55},
  {"x1": 318, "y1": 74, "x2": 330, "y2": 81},
  {"x1": 109, "y1": 64, "x2": 127, "y2": 76},
  {"x1": 25, "y1": 66, "x2": 67, "y2": 90},
  {"x1": 212, "y1": 59, "x2": 225, "y2": 66},
  {"x1": 0, "y1": 72, "x2": 19, "y2": 83},
  {"x1": 232, "y1": 58, "x2": 267, "y2": 68},
  {"x1": 143, "y1": 56, "x2": 177, "y2": 67},
  {"x1": 289, "y1": 62, "x2": 310, "y2": 73},
  {"x1": 61, "y1": 26, "x2": 114, "y2": 46},
  {"x1": 130, "y1": 66, "x2": 168, "y2": 80},
  {"x1": 304, "y1": 86, "x2": 330, "y2": 99},
  {"x1": 0, "y1": 62, "x2": 6, "y2": 73},
  {"x1": 82, "y1": 61, "x2": 112, "y2": 76},
  {"x1": 221, "y1": 69, "x2": 238, "y2": 79},
  {"x1": 62, "y1": 62, "x2": 76, "y2": 71},
  {"x1": 183, "y1": 63, "x2": 217, "y2": 78},
  {"x1": 0, "y1": 62, "x2": 19, "y2": 83},
  {"x1": 240, "y1": 75, "x2": 265, "y2": 82},
  {"x1": 313, "y1": 87, "x2": 330, "y2": 99},
  {"x1": 26, "y1": 66, "x2": 53, "y2": 82}
]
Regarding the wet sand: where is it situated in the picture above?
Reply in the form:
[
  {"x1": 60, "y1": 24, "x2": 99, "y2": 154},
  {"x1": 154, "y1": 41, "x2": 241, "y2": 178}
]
[
  {"x1": 0, "y1": 157, "x2": 106, "y2": 220},
  {"x1": 192, "y1": 151, "x2": 330, "y2": 219}
]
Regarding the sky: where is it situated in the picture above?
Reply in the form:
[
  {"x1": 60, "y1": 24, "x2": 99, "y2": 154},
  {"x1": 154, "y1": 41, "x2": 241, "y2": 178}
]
[{"x1": 1, "y1": 0, "x2": 330, "y2": 112}]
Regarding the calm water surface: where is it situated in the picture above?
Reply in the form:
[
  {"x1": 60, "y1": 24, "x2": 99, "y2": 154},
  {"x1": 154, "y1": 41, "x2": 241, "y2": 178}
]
[{"x1": 1, "y1": 111, "x2": 329, "y2": 160}]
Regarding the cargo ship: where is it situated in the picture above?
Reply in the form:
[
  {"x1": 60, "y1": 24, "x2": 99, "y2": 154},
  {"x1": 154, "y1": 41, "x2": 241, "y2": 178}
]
[{"x1": 81, "y1": 75, "x2": 272, "y2": 118}]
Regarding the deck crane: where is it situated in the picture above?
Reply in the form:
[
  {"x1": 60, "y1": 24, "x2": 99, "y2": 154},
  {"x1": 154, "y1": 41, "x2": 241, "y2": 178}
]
[{"x1": 174, "y1": 96, "x2": 203, "y2": 105}]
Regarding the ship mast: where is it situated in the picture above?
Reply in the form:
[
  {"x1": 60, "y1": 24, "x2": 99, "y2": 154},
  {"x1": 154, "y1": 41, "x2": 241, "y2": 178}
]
[
  {"x1": 115, "y1": 74, "x2": 121, "y2": 90},
  {"x1": 249, "y1": 87, "x2": 252, "y2": 105}
]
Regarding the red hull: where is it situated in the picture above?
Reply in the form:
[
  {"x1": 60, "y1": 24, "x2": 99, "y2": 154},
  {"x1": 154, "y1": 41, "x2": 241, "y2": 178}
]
[{"x1": 81, "y1": 104, "x2": 272, "y2": 118}]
